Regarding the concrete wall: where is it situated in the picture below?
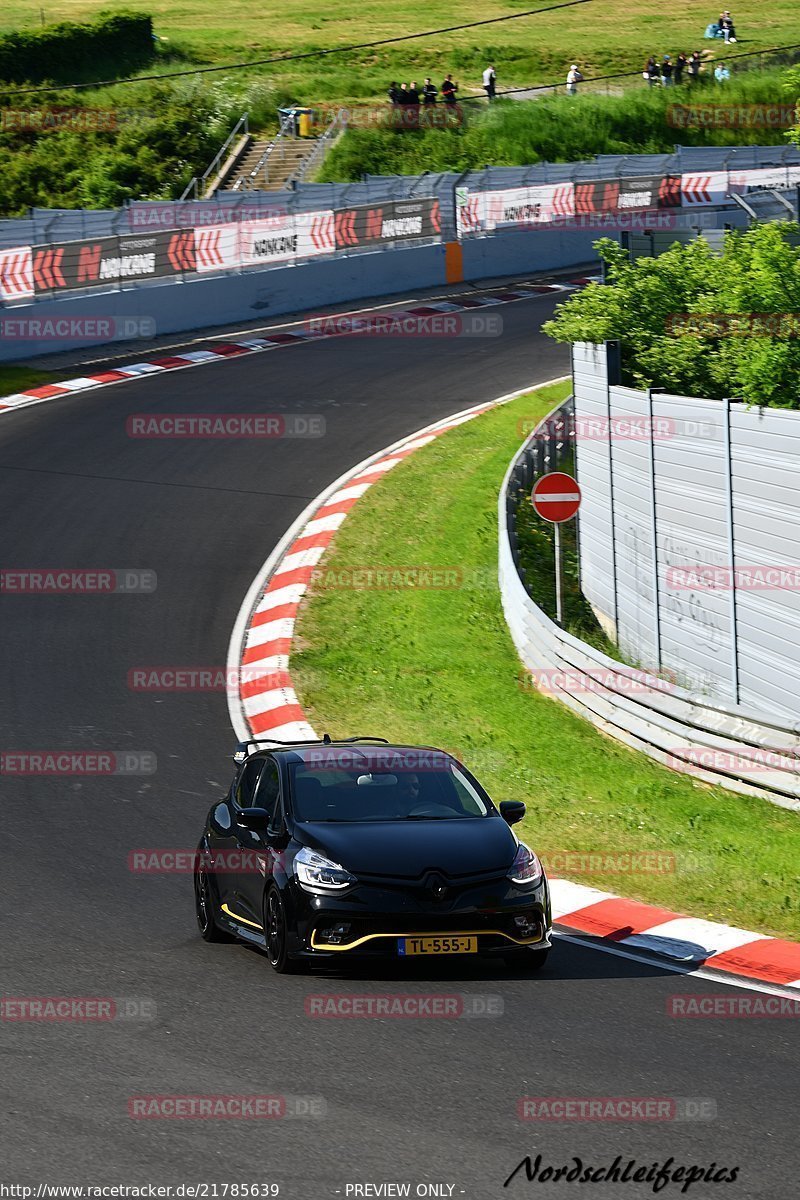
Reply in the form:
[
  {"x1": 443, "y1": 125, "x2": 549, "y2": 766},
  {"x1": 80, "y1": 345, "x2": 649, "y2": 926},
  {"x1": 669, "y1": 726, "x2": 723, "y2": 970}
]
[{"x1": 0, "y1": 229, "x2": 599, "y2": 363}]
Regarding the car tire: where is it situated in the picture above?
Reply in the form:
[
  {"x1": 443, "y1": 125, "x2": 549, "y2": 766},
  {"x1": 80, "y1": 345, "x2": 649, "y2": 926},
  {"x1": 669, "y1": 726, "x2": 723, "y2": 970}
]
[
  {"x1": 194, "y1": 853, "x2": 233, "y2": 943},
  {"x1": 504, "y1": 948, "x2": 550, "y2": 972},
  {"x1": 264, "y1": 885, "x2": 302, "y2": 974}
]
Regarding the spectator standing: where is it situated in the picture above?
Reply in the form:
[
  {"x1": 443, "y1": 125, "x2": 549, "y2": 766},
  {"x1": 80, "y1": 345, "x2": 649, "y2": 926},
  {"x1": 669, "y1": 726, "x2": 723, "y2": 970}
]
[
  {"x1": 661, "y1": 55, "x2": 674, "y2": 85},
  {"x1": 407, "y1": 80, "x2": 420, "y2": 105},
  {"x1": 398, "y1": 82, "x2": 409, "y2": 103},
  {"x1": 423, "y1": 77, "x2": 438, "y2": 104},
  {"x1": 687, "y1": 51, "x2": 702, "y2": 81},
  {"x1": 388, "y1": 81, "x2": 401, "y2": 104},
  {"x1": 482, "y1": 64, "x2": 497, "y2": 101},
  {"x1": 441, "y1": 74, "x2": 458, "y2": 104},
  {"x1": 674, "y1": 52, "x2": 688, "y2": 85},
  {"x1": 646, "y1": 56, "x2": 661, "y2": 86},
  {"x1": 566, "y1": 63, "x2": 583, "y2": 95}
]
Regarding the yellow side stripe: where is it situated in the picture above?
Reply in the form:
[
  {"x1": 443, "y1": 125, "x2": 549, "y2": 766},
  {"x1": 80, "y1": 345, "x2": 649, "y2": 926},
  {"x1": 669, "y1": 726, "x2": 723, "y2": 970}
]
[
  {"x1": 221, "y1": 903, "x2": 263, "y2": 931},
  {"x1": 310, "y1": 927, "x2": 546, "y2": 951}
]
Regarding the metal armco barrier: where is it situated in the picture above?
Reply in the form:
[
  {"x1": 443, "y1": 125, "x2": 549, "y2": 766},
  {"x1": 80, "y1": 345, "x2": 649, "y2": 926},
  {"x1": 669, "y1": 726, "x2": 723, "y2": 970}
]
[
  {"x1": 1, "y1": 145, "x2": 799, "y2": 305},
  {"x1": 500, "y1": 398, "x2": 800, "y2": 811},
  {"x1": 0, "y1": 198, "x2": 442, "y2": 303}
]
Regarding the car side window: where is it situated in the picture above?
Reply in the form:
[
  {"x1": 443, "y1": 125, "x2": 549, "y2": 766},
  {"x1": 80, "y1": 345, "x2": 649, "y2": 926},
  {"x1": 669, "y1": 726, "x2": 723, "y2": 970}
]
[
  {"x1": 255, "y1": 758, "x2": 281, "y2": 828},
  {"x1": 235, "y1": 759, "x2": 264, "y2": 808}
]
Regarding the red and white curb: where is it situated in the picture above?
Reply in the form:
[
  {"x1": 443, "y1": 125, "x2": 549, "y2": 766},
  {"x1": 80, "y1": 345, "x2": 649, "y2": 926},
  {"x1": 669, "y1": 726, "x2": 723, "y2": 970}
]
[
  {"x1": 0, "y1": 279, "x2": 595, "y2": 417},
  {"x1": 227, "y1": 380, "x2": 800, "y2": 997}
]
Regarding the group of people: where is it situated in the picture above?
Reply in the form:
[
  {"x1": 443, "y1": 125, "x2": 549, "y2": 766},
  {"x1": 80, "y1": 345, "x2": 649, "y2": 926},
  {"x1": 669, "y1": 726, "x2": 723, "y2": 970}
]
[
  {"x1": 643, "y1": 51, "x2": 706, "y2": 86},
  {"x1": 388, "y1": 77, "x2": 459, "y2": 106},
  {"x1": 388, "y1": 37, "x2": 735, "y2": 109},
  {"x1": 387, "y1": 66, "x2": 498, "y2": 107}
]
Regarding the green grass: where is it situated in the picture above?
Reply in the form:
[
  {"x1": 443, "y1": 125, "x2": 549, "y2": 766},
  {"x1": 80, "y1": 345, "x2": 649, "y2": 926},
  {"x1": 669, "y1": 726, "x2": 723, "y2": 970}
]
[
  {"x1": 0, "y1": 364, "x2": 68, "y2": 397},
  {"x1": 2, "y1": 0, "x2": 800, "y2": 108},
  {"x1": 291, "y1": 380, "x2": 800, "y2": 940},
  {"x1": 319, "y1": 69, "x2": 798, "y2": 180}
]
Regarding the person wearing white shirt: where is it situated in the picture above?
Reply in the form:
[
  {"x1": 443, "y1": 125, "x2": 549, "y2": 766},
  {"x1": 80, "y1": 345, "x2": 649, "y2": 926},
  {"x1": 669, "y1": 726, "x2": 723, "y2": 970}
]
[
  {"x1": 566, "y1": 64, "x2": 583, "y2": 95},
  {"x1": 482, "y1": 65, "x2": 497, "y2": 101}
]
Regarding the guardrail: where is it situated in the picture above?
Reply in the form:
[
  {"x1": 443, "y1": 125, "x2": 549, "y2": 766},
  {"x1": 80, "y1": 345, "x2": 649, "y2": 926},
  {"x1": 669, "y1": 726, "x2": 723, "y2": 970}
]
[
  {"x1": 499, "y1": 398, "x2": 800, "y2": 810},
  {"x1": 180, "y1": 113, "x2": 249, "y2": 202},
  {"x1": 1, "y1": 145, "x2": 798, "y2": 306}
]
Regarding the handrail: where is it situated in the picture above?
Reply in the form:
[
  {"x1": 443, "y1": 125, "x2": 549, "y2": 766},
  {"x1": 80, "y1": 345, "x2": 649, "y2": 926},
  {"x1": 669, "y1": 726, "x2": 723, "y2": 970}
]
[
  {"x1": 290, "y1": 109, "x2": 346, "y2": 185},
  {"x1": 180, "y1": 112, "x2": 249, "y2": 201},
  {"x1": 233, "y1": 110, "x2": 296, "y2": 192}
]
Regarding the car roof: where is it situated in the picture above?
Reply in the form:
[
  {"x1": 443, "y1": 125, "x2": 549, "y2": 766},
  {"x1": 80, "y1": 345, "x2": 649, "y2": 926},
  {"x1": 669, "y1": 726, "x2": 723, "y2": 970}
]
[
  {"x1": 277, "y1": 743, "x2": 455, "y2": 763},
  {"x1": 240, "y1": 740, "x2": 457, "y2": 764}
]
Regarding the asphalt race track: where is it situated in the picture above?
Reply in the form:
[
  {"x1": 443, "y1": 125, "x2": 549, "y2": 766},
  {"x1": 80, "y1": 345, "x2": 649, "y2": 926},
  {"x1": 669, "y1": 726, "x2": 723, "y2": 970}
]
[{"x1": 1, "y1": 292, "x2": 796, "y2": 1199}]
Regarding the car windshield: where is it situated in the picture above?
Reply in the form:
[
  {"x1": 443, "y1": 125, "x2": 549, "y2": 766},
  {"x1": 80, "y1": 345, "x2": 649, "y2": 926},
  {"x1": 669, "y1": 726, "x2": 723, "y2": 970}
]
[{"x1": 288, "y1": 752, "x2": 490, "y2": 822}]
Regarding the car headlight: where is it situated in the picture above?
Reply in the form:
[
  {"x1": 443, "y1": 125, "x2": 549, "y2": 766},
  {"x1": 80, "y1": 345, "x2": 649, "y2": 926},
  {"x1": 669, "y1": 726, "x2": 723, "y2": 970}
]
[
  {"x1": 294, "y1": 846, "x2": 357, "y2": 892},
  {"x1": 508, "y1": 843, "x2": 543, "y2": 886}
]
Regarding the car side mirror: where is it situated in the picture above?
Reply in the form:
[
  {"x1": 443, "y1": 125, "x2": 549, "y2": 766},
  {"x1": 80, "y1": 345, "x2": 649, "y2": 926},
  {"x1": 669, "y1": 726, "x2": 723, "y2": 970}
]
[
  {"x1": 236, "y1": 807, "x2": 270, "y2": 831},
  {"x1": 499, "y1": 800, "x2": 526, "y2": 826}
]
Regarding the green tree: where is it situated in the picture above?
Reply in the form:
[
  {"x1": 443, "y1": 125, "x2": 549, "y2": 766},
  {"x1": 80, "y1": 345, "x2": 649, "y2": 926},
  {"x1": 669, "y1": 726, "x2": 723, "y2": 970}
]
[{"x1": 543, "y1": 225, "x2": 800, "y2": 409}]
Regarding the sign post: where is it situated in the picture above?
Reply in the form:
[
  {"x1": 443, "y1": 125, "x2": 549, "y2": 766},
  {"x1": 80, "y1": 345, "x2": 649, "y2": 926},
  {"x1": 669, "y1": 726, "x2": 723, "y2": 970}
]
[{"x1": 531, "y1": 471, "x2": 582, "y2": 627}]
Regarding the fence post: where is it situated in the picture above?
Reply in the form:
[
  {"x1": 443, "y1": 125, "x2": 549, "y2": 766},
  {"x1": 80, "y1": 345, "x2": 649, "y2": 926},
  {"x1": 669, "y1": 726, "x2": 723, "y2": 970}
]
[
  {"x1": 723, "y1": 396, "x2": 741, "y2": 704},
  {"x1": 605, "y1": 341, "x2": 621, "y2": 639},
  {"x1": 647, "y1": 386, "x2": 663, "y2": 671}
]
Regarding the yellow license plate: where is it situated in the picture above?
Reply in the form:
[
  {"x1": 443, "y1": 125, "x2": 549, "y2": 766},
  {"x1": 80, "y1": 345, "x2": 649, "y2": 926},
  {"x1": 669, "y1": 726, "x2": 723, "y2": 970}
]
[{"x1": 399, "y1": 935, "x2": 478, "y2": 956}]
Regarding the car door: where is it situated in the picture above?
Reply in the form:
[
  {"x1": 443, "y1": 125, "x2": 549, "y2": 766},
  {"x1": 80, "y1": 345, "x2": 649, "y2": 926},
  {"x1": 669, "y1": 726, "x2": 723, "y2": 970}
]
[
  {"x1": 212, "y1": 757, "x2": 265, "y2": 921},
  {"x1": 230, "y1": 756, "x2": 283, "y2": 927}
]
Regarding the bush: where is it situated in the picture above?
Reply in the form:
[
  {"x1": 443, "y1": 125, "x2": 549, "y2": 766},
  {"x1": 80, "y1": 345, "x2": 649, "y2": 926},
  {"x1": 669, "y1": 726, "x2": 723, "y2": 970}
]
[
  {"x1": 0, "y1": 76, "x2": 306, "y2": 215},
  {"x1": 0, "y1": 12, "x2": 155, "y2": 86},
  {"x1": 543, "y1": 225, "x2": 800, "y2": 409}
]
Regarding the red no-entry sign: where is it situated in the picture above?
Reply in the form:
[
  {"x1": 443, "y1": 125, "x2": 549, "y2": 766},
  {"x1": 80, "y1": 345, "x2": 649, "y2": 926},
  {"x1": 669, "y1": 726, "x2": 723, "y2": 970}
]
[{"x1": 531, "y1": 471, "x2": 581, "y2": 524}]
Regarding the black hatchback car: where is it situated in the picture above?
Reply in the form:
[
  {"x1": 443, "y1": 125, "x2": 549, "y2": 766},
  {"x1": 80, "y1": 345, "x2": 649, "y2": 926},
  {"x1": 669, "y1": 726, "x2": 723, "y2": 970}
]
[{"x1": 194, "y1": 737, "x2": 552, "y2": 973}]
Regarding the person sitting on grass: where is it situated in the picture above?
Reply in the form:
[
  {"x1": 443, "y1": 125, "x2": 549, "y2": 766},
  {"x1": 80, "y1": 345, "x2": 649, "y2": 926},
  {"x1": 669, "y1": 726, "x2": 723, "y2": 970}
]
[{"x1": 718, "y1": 10, "x2": 737, "y2": 42}]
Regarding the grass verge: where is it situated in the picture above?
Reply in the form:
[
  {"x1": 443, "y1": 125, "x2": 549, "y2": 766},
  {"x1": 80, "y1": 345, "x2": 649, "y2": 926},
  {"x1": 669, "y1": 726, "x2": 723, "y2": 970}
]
[
  {"x1": 0, "y1": 364, "x2": 70, "y2": 398},
  {"x1": 292, "y1": 379, "x2": 800, "y2": 940},
  {"x1": 318, "y1": 70, "x2": 796, "y2": 180}
]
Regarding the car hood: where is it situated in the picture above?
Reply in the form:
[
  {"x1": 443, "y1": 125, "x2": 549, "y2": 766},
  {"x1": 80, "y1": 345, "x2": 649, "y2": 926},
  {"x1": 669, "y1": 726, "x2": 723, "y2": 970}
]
[{"x1": 295, "y1": 816, "x2": 517, "y2": 878}]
